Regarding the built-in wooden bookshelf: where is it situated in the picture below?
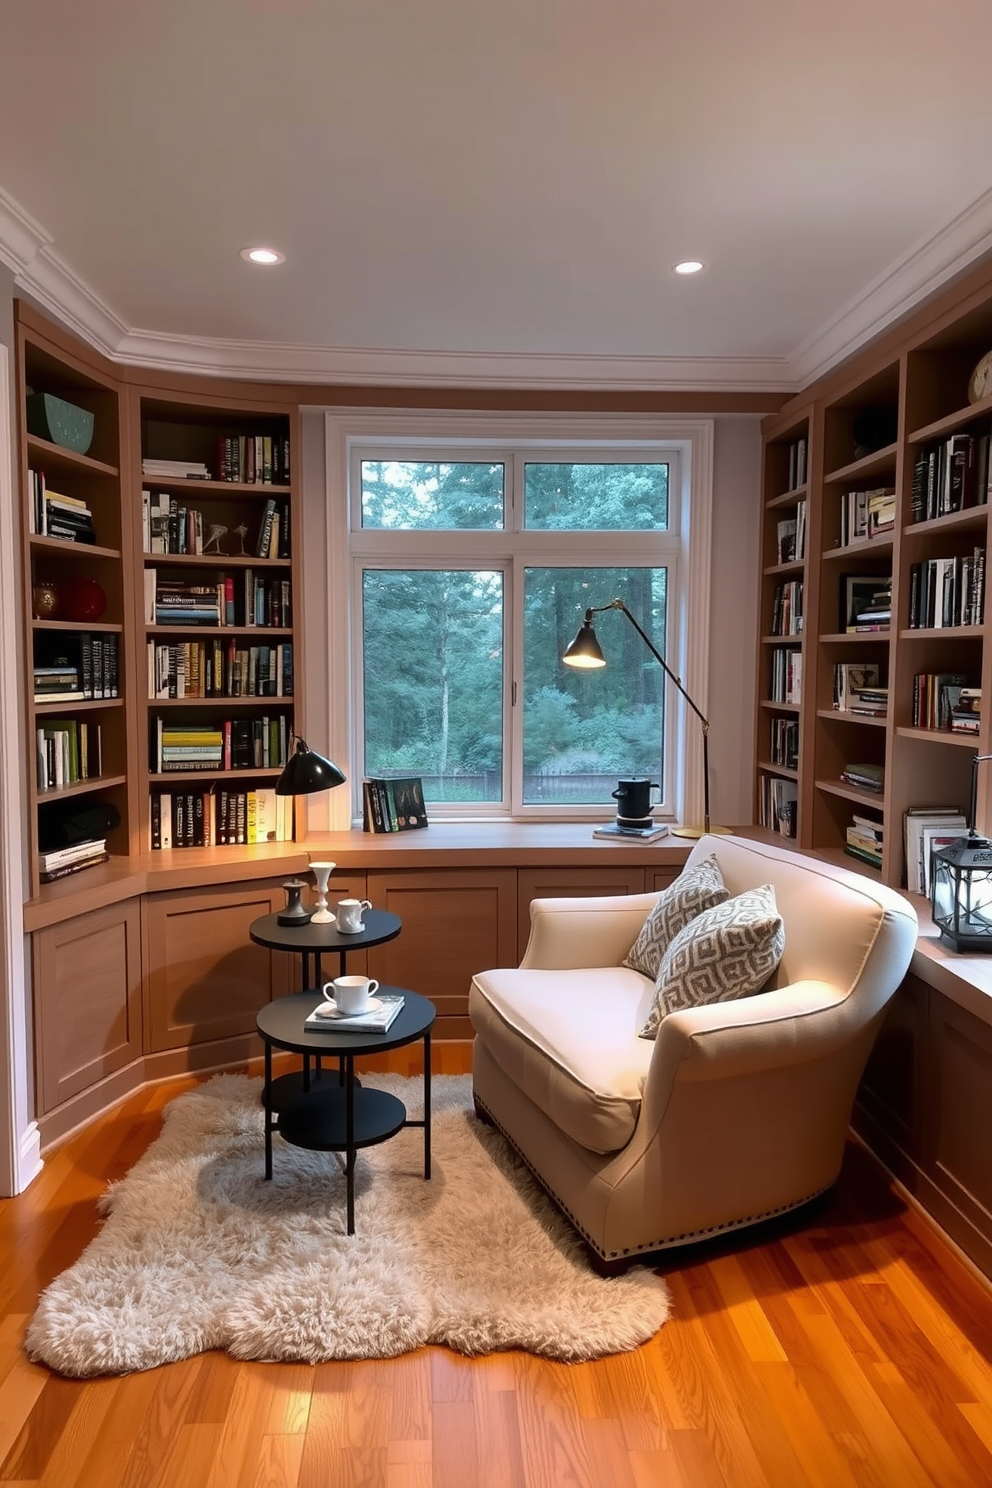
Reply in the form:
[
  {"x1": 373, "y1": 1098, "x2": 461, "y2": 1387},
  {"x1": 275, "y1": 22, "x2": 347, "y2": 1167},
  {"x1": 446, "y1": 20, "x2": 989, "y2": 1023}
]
[
  {"x1": 129, "y1": 384, "x2": 302, "y2": 853},
  {"x1": 15, "y1": 306, "x2": 135, "y2": 896},
  {"x1": 758, "y1": 268, "x2": 992, "y2": 887},
  {"x1": 14, "y1": 305, "x2": 305, "y2": 895}
]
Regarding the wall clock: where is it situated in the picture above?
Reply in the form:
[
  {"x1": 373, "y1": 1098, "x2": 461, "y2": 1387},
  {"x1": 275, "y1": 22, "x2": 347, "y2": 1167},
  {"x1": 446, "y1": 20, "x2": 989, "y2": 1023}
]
[{"x1": 967, "y1": 350, "x2": 992, "y2": 404}]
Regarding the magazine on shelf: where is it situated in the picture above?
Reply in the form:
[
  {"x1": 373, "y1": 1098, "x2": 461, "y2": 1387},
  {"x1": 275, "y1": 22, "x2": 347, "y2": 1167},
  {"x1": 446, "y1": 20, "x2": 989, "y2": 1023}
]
[{"x1": 304, "y1": 993, "x2": 405, "y2": 1033}]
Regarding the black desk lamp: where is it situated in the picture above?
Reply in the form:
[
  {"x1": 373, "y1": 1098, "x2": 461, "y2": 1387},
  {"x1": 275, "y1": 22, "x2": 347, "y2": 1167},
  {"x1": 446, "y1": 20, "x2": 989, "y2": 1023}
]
[
  {"x1": 563, "y1": 598, "x2": 726, "y2": 838},
  {"x1": 275, "y1": 735, "x2": 347, "y2": 797}
]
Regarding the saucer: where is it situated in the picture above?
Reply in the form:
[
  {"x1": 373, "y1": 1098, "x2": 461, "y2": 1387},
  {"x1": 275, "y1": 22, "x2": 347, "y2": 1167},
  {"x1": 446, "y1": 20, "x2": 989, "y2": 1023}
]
[{"x1": 312, "y1": 996, "x2": 383, "y2": 1019}]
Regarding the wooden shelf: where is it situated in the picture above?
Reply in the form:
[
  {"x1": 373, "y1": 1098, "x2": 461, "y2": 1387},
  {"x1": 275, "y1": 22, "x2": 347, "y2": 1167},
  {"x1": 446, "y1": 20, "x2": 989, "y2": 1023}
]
[
  {"x1": 765, "y1": 485, "x2": 807, "y2": 510},
  {"x1": 815, "y1": 778, "x2": 887, "y2": 809},
  {"x1": 817, "y1": 709, "x2": 888, "y2": 727},
  {"x1": 29, "y1": 535, "x2": 121, "y2": 560},
  {"x1": 823, "y1": 444, "x2": 898, "y2": 485},
  {"x1": 821, "y1": 535, "x2": 894, "y2": 561},
  {"x1": 144, "y1": 552, "x2": 292, "y2": 568},
  {"x1": 140, "y1": 478, "x2": 290, "y2": 496},
  {"x1": 26, "y1": 433, "x2": 118, "y2": 479},
  {"x1": 895, "y1": 726, "x2": 981, "y2": 747},
  {"x1": 148, "y1": 768, "x2": 286, "y2": 784},
  {"x1": 37, "y1": 773, "x2": 127, "y2": 800},
  {"x1": 757, "y1": 760, "x2": 798, "y2": 779}
]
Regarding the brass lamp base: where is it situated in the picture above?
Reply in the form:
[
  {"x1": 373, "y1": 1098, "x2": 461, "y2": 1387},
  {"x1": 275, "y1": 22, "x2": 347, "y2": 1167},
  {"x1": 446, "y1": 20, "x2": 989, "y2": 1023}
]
[{"x1": 670, "y1": 823, "x2": 733, "y2": 839}]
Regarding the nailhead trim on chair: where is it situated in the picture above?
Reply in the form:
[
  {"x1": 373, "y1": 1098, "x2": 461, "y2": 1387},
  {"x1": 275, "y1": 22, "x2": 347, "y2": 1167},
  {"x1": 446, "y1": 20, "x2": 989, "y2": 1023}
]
[{"x1": 474, "y1": 1093, "x2": 834, "y2": 1263}]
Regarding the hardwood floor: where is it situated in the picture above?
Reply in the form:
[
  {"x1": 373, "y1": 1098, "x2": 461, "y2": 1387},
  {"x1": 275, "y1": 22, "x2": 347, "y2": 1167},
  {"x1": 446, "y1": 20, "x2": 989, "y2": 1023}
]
[{"x1": 2, "y1": 1046, "x2": 992, "y2": 1488}]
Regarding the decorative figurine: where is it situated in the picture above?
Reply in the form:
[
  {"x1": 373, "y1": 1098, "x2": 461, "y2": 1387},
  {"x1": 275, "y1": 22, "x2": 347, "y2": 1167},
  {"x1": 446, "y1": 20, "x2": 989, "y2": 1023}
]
[
  {"x1": 277, "y1": 879, "x2": 313, "y2": 927},
  {"x1": 233, "y1": 522, "x2": 249, "y2": 554},
  {"x1": 203, "y1": 523, "x2": 228, "y2": 555},
  {"x1": 309, "y1": 861, "x2": 336, "y2": 924}
]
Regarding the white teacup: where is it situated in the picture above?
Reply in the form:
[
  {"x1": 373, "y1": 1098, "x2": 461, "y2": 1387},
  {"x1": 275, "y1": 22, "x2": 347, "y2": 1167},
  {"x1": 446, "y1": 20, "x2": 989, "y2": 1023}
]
[
  {"x1": 336, "y1": 897, "x2": 372, "y2": 934},
  {"x1": 325, "y1": 975, "x2": 379, "y2": 1015}
]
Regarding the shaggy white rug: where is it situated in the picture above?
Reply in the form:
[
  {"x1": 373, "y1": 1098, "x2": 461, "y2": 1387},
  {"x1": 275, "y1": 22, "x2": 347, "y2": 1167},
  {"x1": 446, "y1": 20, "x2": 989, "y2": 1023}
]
[{"x1": 26, "y1": 1073, "x2": 671, "y2": 1377}]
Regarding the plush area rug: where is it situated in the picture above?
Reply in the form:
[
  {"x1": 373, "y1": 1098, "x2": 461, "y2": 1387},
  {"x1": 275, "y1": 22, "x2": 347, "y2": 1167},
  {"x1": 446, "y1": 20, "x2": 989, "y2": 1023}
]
[{"x1": 26, "y1": 1073, "x2": 671, "y2": 1377}]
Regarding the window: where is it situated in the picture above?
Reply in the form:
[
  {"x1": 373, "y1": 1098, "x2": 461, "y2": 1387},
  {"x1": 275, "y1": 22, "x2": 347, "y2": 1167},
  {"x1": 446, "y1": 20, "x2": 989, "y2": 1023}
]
[{"x1": 327, "y1": 414, "x2": 713, "y2": 825}]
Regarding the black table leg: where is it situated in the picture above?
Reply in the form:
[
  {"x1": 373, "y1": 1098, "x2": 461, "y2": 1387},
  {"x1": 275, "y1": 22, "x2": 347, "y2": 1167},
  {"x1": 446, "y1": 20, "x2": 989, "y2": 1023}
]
[
  {"x1": 345, "y1": 1054, "x2": 356, "y2": 1234},
  {"x1": 423, "y1": 1029, "x2": 432, "y2": 1180},
  {"x1": 264, "y1": 1041, "x2": 273, "y2": 1180}
]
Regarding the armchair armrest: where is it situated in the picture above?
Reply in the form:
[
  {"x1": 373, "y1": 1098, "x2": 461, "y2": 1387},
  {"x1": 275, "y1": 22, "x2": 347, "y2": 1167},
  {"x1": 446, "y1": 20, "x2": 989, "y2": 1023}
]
[{"x1": 520, "y1": 892, "x2": 660, "y2": 970}]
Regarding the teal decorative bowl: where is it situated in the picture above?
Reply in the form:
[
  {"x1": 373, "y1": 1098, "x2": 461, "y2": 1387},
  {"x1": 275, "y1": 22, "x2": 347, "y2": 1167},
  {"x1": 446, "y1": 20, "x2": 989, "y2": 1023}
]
[{"x1": 26, "y1": 393, "x2": 95, "y2": 455}]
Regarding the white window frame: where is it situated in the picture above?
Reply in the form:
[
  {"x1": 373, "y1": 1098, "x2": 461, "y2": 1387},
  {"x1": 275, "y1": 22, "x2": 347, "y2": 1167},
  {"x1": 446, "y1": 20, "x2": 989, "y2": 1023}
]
[{"x1": 323, "y1": 411, "x2": 714, "y2": 828}]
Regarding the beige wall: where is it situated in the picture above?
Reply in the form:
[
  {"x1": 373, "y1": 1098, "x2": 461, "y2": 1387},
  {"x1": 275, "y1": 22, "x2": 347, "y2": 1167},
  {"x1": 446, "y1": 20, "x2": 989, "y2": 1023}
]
[{"x1": 299, "y1": 409, "x2": 762, "y2": 830}]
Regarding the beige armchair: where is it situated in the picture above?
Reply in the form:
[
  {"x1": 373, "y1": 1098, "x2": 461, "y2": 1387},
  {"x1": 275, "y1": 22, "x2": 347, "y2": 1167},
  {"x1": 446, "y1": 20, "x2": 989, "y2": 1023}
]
[{"x1": 469, "y1": 834, "x2": 918, "y2": 1272}]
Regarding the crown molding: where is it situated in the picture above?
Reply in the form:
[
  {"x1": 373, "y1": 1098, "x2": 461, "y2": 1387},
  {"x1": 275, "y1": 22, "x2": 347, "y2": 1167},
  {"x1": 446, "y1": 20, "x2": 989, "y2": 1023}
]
[
  {"x1": 112, "y1": 328, "x2": 796, "y2": 393},
  {"x1": 790, "y1": 185, "x2": 992, "y2": 388},
  {"x1": 4, "y1": 171, "x2": 992, "y2": 396}
]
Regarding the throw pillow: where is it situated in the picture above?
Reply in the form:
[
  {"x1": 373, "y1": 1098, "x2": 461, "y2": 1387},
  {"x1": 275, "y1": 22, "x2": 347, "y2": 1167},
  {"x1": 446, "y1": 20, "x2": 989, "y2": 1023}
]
[
  {"x1": 623, "y1": 854, "x2": 729, "y2": 979},
  {"x1": 638, "y1": 883, "x2": 785, "y2": 1039}
]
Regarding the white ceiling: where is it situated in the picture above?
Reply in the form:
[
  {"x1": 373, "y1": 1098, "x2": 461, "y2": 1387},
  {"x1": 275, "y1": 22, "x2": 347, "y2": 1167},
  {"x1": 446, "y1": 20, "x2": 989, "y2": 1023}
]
[{"x1": 3, "y1": 0, "x2": 992, "y2": 392}]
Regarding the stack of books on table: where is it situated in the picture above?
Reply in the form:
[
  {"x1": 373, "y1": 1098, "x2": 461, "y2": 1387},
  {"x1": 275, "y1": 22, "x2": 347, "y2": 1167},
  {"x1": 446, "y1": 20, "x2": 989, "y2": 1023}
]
[
  {"x1": 304, "y1": 993, "x2": 405, "y2": 1034},
  {"x1": 38, "y1": 837, "x2": 109, "y2": 884},
  {"x1": 840, "y1": 762, "x2": 884, "y2": 794},
  {"x1": 903, "y1": 807, "x2": 968, "y2": 895},
  {"x1": 845, "y1": 815, "x2": 883, "y2": 869},
  {"x1": 142, "y1": 458, "x2": 211, "y2": 481}
]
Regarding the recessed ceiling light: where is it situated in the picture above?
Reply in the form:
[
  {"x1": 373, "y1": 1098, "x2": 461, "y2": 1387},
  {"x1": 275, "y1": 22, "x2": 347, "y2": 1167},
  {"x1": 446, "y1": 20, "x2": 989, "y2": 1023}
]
[
  {"x1": 240, "y1": 247, "x2": 286, "y2": 265},
  {"x1": 673, "y1": 260, "x2": 705, "y2": 275}
]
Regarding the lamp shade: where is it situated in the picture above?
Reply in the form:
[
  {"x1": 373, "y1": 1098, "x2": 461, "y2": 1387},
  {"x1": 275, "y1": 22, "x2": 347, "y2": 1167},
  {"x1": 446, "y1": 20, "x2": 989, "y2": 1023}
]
[
  {"x1": 562, "y1": 620, "x2": 606, "y2": 668},
  {"x1": 275, "y1": 737, "x2": 347, "y2": 796}
]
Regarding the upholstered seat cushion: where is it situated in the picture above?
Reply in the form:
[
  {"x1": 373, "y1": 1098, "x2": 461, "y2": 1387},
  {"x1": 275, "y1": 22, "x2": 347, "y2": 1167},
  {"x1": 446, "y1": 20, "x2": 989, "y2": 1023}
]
[{"x1": 469, "y1": 965, "x2": 655, "y2": 1154}]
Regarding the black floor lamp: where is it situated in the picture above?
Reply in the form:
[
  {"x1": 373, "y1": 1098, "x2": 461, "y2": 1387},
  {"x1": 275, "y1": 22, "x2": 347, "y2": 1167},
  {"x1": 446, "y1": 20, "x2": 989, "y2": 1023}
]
[{"x1": 563, "y1": 598, "x2": 727, "y2": 838}]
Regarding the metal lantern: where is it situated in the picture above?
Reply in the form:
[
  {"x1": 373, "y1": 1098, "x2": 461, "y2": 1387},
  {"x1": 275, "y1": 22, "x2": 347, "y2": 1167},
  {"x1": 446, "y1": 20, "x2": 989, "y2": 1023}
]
[{"x1": 931, "y1": 753, "x2": 992, "y2": 952}]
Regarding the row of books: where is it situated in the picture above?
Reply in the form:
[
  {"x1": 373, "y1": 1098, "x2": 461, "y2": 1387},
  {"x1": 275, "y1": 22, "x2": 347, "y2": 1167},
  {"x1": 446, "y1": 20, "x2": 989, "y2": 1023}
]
[
  {"x1": 845, "y1": 813, "x2": 883, "y2": 870},
  {"x1": 362, "y1": 777, "x2": 429, "y2": 833},
  {"x1": 769, "y1": 647, "x2": 802, "y2": 705},
  {"x1": 948, "y1": 687, "x2": 981, "y2": 734},
  {"x1": 36, "y1": 719, "x2": 102, "y2": 791},
  {"x1": 142, "y1": 458, "x2": 211, "y2": 480},
  {"x1": 768, "y1": 716, "x2": 798, "y2": 770},
  {"x1": 840, "y1": 761, "x2": 884, "y2": 794},
  {"x1": 215, "y1": 434, "x2": 291, "y2": 486},
  {"x1": 34, "y1": 633, "x2": 119, "y2": 702},
  {"x1": 147, "y1": 639, "x2": 293, "y2": 699},
  {"x1": 833, "y1": 662, "x2": 884, "y2": 714},
  {"x1": 143, "y1": 571, "x2": 292, "y2": 629},
  {"x1": 908, "y1": 550, "x2": 985, "y2": 630},
  {"x1": 775, "y1": 498, "x2": 807, "y2": 563},
  {"x1": 27, "y1": 470, "x2": 96, "y2": 543},
  {"x1": 770, "y1": 579, "x2": 803, "y2": 636},
  {"x1": 141, "y1": 491, "x2": 290, "y2": 559},
  {"x1": 150, "y1": 786, "x2": 293, "y2": 848},
  {"x1": 37, "y1": 837, "x2": 109, "y2": 884},
  {"x1": 845, "y1": 576, "x2": 891, "y2": 632},
  {"x1": 911, "y1": 672, "x2": 969, "y2": 731},
  {"x1": 757, "y1": 775, "x2": 797, "y2": 838},
  {"x1": 837, "y1": 485, "x2": 895, "y2": 547},
  {"x1": 910, "y1": 432, "x2": 992, "y2": 524},
  {"x1": 151, "y1": 716, "x2": 290, "y2": 774},
  {"x1": 904, "y1": 807, "x2": 968, "y2": 896}
]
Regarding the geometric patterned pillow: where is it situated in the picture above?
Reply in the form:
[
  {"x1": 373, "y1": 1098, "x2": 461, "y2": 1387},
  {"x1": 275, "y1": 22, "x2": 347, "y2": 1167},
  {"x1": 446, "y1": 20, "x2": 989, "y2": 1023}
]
[
  {"x1": 637, "y1": 883, "x2": 785, "y2": 1039},
  {"x1": 622, "y1": 853, "x2": 729, "y2": 979}
]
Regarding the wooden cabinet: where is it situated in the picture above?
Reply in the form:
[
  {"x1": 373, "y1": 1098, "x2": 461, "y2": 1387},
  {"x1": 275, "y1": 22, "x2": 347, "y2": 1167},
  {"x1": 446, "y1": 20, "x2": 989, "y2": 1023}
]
[
  {"x1": 854, "y1": 974, "x2": 992, "y2": 1282},
  {"x1": 32, "y1": 899, "x2": 142, "y2": 1114},
  {"x1": 142, "y1": 879, "x2": 291, "y2": 1055},
  {"x1": 365, "y1": 869, "x2": 517, "y2": 1038}
]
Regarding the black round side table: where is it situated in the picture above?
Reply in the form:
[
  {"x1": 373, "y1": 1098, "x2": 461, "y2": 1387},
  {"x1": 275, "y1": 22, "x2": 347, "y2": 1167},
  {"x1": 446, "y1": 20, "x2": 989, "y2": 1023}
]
[
  {"x1": 249, "y1": 906, "x2": 402, "y2": 988},
  {"x1": 249, "y1": 907, "x2": 403, "y2": 1109},
  {"x1": 255, "y1": 987, "x2": 435, "y2": 1234}
]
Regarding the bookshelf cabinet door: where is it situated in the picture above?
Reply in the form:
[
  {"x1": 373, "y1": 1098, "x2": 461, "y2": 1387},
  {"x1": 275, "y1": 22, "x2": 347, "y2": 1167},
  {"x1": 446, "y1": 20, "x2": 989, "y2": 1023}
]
[
  {"x1": 142, "y1": 880, "x2": 291, "y2": 1052},
  {"x1": 32, "y1": 900, "x2": 142, "y2": 1112},
  {"x1": 365, "y1": 869, "x2": 517, "y2": 1039}
]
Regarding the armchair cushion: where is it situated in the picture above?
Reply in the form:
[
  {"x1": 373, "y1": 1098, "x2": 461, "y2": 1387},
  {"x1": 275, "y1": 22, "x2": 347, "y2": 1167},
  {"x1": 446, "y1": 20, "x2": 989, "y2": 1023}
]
[
  {"x1": 622, "y1": 852, "x2": 729, "y2": 978},
  {"x1": 639, "y1": 883, "x2": 785, "y2": 1038}
]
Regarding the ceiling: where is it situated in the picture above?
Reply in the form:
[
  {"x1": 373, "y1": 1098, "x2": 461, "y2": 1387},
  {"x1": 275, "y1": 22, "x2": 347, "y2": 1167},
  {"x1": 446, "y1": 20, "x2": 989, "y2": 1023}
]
[{"x1": 3, "y1": 0, "x2": 992, "y2": 393}]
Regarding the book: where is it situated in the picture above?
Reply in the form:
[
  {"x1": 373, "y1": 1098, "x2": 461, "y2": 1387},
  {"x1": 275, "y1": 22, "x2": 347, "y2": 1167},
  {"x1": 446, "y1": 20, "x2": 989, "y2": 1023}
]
[
  {"x1": 304, "y1": 992, "x2": 405, "y2": 1034},
  {"x1": 592, "y1": 822, "x2": 669, "y2": 841},
  {"x1": 903, "y1": 808, "x2": 967, "y2": 893},
  {"x1": 39, "y1": 851, "x2": 110, "y2": 883}
]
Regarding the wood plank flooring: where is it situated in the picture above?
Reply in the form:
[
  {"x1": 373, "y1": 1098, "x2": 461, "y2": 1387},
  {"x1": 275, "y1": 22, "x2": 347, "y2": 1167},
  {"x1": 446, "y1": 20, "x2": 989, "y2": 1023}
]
[{"x1": 2, "y1": 1045, "x2": 992, "y2": 1488}]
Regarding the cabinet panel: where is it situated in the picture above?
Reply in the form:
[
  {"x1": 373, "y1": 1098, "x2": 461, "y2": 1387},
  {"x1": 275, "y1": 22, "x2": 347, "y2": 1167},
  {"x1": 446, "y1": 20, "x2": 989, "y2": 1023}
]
[
  {"x1": 366, "y1": 870, "x2": 517, "y2": 1038},
  {"x1": 855, "y1": 971, "x2": 927, "y2": 1162},
  {"x1": 928, "y1": 996, "x2": 992, "y2": 1231},
  {"x1": 517, "y1": 867, "x2": 648, "y2": 961},
  {"x1": 143, "y1": 879, "x2": 291, "y2": 1052},
  {"x1": 33, "y1": 900, "x2": 142, "y2": 1112}
]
